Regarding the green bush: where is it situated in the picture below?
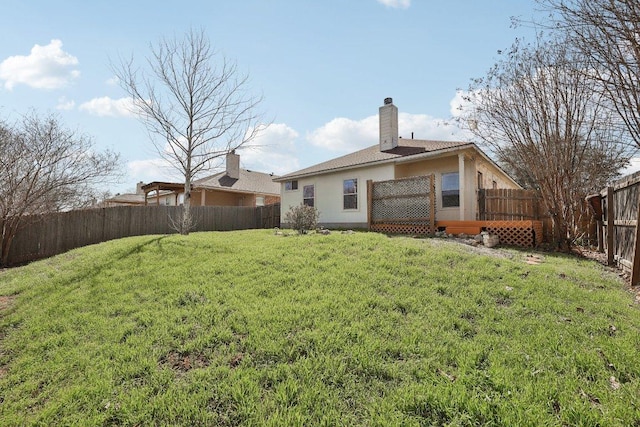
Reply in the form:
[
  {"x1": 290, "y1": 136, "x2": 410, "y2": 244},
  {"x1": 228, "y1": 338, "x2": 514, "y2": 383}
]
[{"x1": 284, "y1": 203, "x2": 319, "y2": 234}]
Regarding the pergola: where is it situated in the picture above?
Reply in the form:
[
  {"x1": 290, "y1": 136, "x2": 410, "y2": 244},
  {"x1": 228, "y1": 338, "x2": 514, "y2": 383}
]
[{"x1": 140, "y1": 182, "x2": 188, "y2": 205}]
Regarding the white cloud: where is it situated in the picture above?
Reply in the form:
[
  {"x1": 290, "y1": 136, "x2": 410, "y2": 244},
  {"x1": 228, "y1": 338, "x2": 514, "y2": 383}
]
[
  {"x1": 307, "y1": 111, "x2": 471, "y2": 154},
  {"x1": 621, "y1": 157, "x2": 640, "y2": 177},
  {"x1": 240, "y1": 123, "x2": 300, "y2": 176},
  {"x1": 127, "y1": 123, "x2": 300, "y2": 185},
  {"x1": 56, "y1": 96, "x2": 75, "y2": 111},
  {"x1": 105, "y1": 76, "x2": 119, "y2": 86},
  {"x1": 0, "y1": 39, "x2": 79, "y2": 90},
  {"x1": 79, "y1": 96, "x2": 138, "y2": 117},
  {"x1": 127, "y1": 158, "x2": 181, "y2": 185},
  {"x1": 377, "y1": 0, "x2": 410, "y2": 9},
  {"x1": 449, "y1": 90, "x2": 473, "y2": 118},
  {"x1": 307, "y1": 116, "x2": 379, "y2": 153}
]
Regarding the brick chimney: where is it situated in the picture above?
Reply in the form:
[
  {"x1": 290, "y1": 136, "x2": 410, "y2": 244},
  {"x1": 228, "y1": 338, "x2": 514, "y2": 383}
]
[
  {"x1": 379, "y1": 97, "x2": 398, "y2": 151},
  {"x1": 226, "y1": 150, "x2": 240, "y2": 179}
]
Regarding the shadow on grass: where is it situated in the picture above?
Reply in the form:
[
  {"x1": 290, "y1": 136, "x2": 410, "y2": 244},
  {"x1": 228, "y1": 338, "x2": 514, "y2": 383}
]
[{"x1": 57, "y1": 235, "x2": 170, "y2": 288}]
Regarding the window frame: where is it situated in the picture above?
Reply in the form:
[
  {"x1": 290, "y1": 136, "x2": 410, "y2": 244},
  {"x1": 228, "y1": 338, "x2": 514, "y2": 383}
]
[
  {"x1": 303, "y1": 184, "x2": 315, "y2": 207},
  {"x1": 441, "y1": 172, "x2": 460, "y2": 208},
  {"x1": 285, "y1": 180, "x2": 298, "y2": 191},
  {"x1": 343, "y1": 178, "x2": 358, "y2": 210}
]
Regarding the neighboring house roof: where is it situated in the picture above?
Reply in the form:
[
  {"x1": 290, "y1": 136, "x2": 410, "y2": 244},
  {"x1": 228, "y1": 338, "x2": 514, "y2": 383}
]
[
  {"x1": 104, "y1": 193, "x2": 145, "y2": 205},
  {"x1": 274, "y1": 139, "x2": 473, "y2": 181},
  {"x1": 194, "y1": 168, "x2": 280, "y2": 195}
]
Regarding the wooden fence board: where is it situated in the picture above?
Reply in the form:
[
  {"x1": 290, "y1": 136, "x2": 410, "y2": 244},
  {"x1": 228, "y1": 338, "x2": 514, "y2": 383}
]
[{"x1": 5, "y1": 204, "x2": 281, "y2": 266}]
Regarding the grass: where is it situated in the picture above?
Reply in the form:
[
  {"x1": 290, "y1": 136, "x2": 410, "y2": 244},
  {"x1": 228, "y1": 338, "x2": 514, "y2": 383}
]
[{"x1": 1, "y1": 230, "x2": 640, "y2": 426}]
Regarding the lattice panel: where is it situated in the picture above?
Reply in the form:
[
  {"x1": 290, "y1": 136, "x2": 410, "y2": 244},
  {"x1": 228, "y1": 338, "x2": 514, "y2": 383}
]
[
  {"x1": 371, "y1": 175, "x2": 434, "y2": 228},
  {"x1": 371, "y1": 198, "x2": 430, "y2": 222},
  {"x1": 485, "y1": 221, "x2": 541, "y2": 247},
  {"x1": 371, "y1": 223, "x2": 433, "y2": 235},
  {"x1": 373, "y1": 176, "x2": 432, "y2": 198}
]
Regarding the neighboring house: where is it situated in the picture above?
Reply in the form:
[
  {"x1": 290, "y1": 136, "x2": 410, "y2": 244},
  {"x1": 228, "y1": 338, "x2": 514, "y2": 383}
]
[
  {"x1": 142, "y1": 151, "x2": 281, "y2": 207},
  {"x1": 102, "y1": 182, "x2": 148, "y2": 207},
  {"x1": 274, "y1": 98, "x2": 521, "y2": 229}
]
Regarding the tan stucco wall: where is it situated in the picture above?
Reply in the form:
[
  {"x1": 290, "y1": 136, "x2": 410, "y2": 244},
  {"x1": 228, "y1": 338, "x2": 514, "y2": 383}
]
[
  {"x1": 190, "y1": 189, "x2": 256, "y2": 207},
  {"x1": 395, "y1": 154, "x2": 469, "y2": 220},
  {"x1": 395, "y1": 150, "x2": 519, "y2": 220}
]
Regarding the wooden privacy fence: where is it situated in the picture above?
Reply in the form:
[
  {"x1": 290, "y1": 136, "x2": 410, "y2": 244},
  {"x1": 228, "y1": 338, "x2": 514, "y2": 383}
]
[
  {"x1": 592, "y1": 172, "x2": 640, "y2": 285},
  {"x1": 5, "y1": 203, "x2": 281, "y2": 266},
  {"x1": 478, "y1": 189, "x2": 543, "y2": 220},
  {"x1": 367, "y1": 175, "x2": 436, "y2": 235},
  {"x1": 478, "y1": 188, "x2": 554, "y2": 243}
]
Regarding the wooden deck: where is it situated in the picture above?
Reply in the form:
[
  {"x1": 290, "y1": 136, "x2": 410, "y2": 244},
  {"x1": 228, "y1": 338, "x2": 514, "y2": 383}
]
[{"x1": 436, "y1": 220, "x2": 543, "y2": 247}]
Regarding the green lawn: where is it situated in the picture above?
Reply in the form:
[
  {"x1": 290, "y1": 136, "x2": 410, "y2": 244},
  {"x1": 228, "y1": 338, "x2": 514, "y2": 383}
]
[{"x1": 1, "y1": 230, "x2": 639, "y2": 426}]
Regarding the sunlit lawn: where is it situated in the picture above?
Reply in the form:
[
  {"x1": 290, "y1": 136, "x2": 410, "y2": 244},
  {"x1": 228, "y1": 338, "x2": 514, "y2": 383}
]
[{"x1": 1, "y1": 230, "x2": 639, "y2": 426}]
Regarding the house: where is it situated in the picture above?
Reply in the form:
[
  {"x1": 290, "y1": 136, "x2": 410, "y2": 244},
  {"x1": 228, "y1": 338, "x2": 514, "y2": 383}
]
[
  {"x1": 274, "y1": 98, "x2": 521, "y2": 229},
  {"x1": 102, "y1": 182, "x2": 148, "y2": 207},
  {"x1": 108, "y1": 152, "x2": 280, "y2": 208}
]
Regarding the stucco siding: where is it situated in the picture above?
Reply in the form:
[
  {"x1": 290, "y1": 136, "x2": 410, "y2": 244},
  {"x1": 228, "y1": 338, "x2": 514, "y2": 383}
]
[
  {"x1": 280, "y1": 164, "x2": 394, "y2": 226},
  {"x1": 279, "y1": 147, "x2": 520, "y2": 227},
  {"x1": 476, "y1": 161, "x2": 519, "y2": 190},
  {"x1": 395, "y1": 155, "x2": 463, "y2": 221}
]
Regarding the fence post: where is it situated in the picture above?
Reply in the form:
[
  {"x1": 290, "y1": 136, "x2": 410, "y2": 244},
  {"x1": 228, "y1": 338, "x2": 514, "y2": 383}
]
[
  {"x1": 367, "y1": 180, "x2": 373, "y2": 231},
  {"x1": 596, "y1": 218, "x2": 604, "y2": 253},
  {"x1": 606, "y1": 186, "x2": 614, "y2": 265},
  {"x1": 632, "y1": 199, "x2": 640, "y2": 286}
]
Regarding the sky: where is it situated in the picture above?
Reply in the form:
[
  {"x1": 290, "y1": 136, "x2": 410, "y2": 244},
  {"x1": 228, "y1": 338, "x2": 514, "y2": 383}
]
[{"x1": 0, "y1": 0, "x2": 589, "y2": 194}]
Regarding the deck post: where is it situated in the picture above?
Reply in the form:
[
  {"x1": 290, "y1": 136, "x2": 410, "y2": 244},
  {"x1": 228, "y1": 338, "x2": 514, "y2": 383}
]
[{"x1": 458, "y1": 153, "x2": 465, "y2": 220}]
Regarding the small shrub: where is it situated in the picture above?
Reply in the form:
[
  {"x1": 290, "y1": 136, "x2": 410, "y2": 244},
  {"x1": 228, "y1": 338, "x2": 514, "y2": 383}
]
[{"x1": 284, "y1": 204, "x2": 319, "y2": 234}]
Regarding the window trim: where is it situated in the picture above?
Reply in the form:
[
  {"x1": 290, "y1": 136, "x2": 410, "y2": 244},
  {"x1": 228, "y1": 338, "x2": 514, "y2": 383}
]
[
  {"x1": 441, "y1": 172, "x2": 460, "y2": 208},
  {"x1": 303, "y1": 184, "x2": 315, "y2": 207},
  {"x1": 343, "y1": 178, "x2": 358, "y2": 210},
  {"x1": 285, "y1": 180, "x2": 299, "y2": 191}
]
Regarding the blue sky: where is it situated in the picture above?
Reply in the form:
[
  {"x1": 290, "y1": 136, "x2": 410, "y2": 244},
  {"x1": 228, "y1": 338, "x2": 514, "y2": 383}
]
[{"x1": 1, "y1": 0, "x2": 546, "y2": 194}]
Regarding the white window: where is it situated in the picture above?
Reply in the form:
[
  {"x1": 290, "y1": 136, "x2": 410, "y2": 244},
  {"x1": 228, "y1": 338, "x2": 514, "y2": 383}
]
[
  {"x1": 343, "y1": 179, "x2": 358, "y2": 210},
  {"x1": 285, "y1": 180, "x2": 298, "y2": 191},
  {"x1": 442, "y1": 172, "x2": 460, "y2": 208},
  {"x1": 303, "y1": 185, "x2": 314, "y2": 207},
  {"x1": 256, "y1": 196, "x2": 265, "y2": 207}
]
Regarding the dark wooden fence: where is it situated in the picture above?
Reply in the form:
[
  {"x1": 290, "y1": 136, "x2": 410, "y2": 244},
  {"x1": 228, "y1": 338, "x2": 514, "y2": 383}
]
[
  {"x1": 595, "y1": 172, "x2": 640, "y2": 283},
  {"x1": 5, "y1": 203, "x2": 280, "y2": 266}
]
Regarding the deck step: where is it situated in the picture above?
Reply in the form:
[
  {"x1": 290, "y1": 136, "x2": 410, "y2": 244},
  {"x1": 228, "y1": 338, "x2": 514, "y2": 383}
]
[{"x1": 443, "y1": 226, "x2": 482, "y2": 235}]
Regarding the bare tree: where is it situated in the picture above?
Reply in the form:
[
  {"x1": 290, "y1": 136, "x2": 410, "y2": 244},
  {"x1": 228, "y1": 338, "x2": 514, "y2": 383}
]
[
  {"x1": 0, "y1": 112, "x2": 120, "y2": 266},
  {"x1": 459, "y1": 35, "x2": 632, "y2": 249},
  {"x1": 113, "y1": 29, "x2": 267, "y2": 234},
  {"x1": 537, "y1": 0, "x2": 640, "y2": 147}
]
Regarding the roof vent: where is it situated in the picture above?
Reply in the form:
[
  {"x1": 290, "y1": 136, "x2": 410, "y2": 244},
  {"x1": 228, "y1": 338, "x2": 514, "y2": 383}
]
[{"x1": 384, "y1": 97, "x2": 393, "y2": 105}]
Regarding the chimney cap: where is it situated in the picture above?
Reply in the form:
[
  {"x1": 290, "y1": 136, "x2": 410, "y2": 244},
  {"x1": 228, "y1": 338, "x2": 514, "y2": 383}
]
[{"x1": 384, "y1": 97, "x2": 393, "y2": 105}]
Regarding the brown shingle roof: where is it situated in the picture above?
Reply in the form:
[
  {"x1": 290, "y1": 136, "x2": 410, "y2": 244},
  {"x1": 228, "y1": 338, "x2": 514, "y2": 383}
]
[
  {"x1": 104, "y1": 193, "x2": 145, "y2": 205},
  {"x1": 274, "y1": 139, "x2": 472, "y2": 181},
  {"x1": 194, "y1": 169, "x2": 280, "y2": 195}
]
